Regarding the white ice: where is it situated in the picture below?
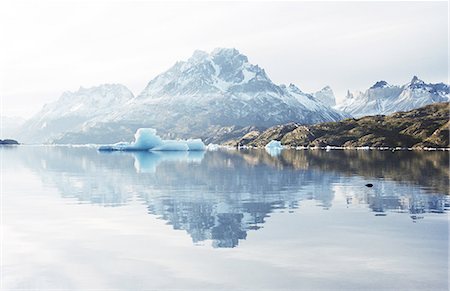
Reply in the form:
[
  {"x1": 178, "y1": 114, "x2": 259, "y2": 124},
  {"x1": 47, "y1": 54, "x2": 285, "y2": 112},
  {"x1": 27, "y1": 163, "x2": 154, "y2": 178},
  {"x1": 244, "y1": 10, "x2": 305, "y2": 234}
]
[
  {"x1": 265, "y1": 140, "x2": 283, "y2": 157},
  {"x1": 186, "y1": 139, "x2": 206, "y2": 151},
  {"x1": 206, "y1": 143, "x2": 220, "y2": 151},
  {"x1": 133, "y1": 128, "x2": 163, "y2": 150},
  {"x1": 98, "y1": 128, "x2": 206, "y2": 152},
  {"x1": 265, "y1": 140, "x2": 283, "y2": 149},
  {"x1": 152, "y1": 140, "x2": 189, "y2": 151}
]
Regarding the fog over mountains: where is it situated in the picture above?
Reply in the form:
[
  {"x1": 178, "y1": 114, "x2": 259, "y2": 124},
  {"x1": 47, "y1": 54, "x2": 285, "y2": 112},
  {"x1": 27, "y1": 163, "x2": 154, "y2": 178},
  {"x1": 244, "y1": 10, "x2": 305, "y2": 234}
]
[
  {"x1": 0, "y1": 116, "x2": 25, "y2": 139},
  {"x1": 14, "y1": 48, "x2": 450, "y2": 144}
]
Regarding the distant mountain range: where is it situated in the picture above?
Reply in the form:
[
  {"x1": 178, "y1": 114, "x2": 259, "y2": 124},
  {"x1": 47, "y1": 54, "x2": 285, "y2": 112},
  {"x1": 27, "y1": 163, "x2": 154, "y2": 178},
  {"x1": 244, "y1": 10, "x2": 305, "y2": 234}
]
[
  {"x1": 335, "y1": 76, "x2": 449, "y2": 117},
  {"x1": 13, "y1": 48, "x2": 449, "y2": 144}
]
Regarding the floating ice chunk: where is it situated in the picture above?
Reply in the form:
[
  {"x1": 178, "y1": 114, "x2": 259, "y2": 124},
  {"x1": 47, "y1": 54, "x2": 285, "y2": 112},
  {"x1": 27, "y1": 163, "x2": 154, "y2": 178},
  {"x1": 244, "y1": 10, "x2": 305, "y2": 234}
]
[
  {"x1": 98, "y1": 128, "x2": 206, "y2": 151},
  {"x1": 206, "y1": 143, "x2": 220, "y2": 151},
  {"x1": 186, "y1": 139, "x2": 206, "y2": 151},
  {"x1": 265, "y1": 140, "x2": 283, "y2": 157},
  {"x1": 152, "y1": 140, "x2": 189, "y2": 151},
  {"x1": 265, "y1": 140, "x2": 283, "y2": 149},
  {"x1": 132, "y1": 128, "x2": 163, "y2": 150}
]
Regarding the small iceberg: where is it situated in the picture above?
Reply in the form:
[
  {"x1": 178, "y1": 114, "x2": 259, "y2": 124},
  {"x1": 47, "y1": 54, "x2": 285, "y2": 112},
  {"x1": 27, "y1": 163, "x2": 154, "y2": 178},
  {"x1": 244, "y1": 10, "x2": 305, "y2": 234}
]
[
  {"x1": 98, "y1": 128, "x2": 206, "y2": 152},
  {"x1": 186, "y1": 139, "x2": 207, "y2": 151},
  {"x1": 265, "y1": 140, "x2": 283, "y2": 156},
  {"x1": 265, "y1": 140, "x2": 283, "y2": 150},
  {"x1": 206, "y1": 143, "x2": 220, "y2": 151}
]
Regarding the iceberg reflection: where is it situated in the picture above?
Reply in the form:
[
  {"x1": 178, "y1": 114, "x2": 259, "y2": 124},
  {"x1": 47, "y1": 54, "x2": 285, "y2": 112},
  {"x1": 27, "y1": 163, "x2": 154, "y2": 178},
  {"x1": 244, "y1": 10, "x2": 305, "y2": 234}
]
[{"x1": 133, "y1": 151, "x2": 205, "y2": 173}]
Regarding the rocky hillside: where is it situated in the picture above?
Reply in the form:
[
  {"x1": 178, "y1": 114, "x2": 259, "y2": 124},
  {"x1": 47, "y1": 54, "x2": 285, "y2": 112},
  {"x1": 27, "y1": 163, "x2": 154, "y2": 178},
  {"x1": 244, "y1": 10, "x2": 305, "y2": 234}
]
[{"x1": 225, "y1": 102, "x2": 449, "y2": 148}]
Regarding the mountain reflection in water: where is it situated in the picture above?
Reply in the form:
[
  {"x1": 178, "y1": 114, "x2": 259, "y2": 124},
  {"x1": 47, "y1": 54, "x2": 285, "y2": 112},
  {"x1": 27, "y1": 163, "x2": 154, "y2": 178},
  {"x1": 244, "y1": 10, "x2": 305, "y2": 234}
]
[{"x1": 19, "y1": 146, "x2": 449, "y2": 248}]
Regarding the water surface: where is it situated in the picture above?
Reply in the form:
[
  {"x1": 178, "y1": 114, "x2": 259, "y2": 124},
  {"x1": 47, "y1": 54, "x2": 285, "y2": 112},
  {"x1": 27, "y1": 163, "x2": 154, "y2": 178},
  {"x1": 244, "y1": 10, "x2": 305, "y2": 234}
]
[{"x1": 2, "y1": 146, "x2": 449, "y2": 290}]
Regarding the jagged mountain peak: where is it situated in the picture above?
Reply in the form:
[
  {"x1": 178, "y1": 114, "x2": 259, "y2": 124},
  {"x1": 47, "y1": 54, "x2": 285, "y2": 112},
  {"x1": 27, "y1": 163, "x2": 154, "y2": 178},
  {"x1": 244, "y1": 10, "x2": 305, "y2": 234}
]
[
  {"x1": 138, "y1": 48, "x2": 273, "y2": 99},
  {"x1": 211, "y1": 47, "x2": 248, "y2": 63},
  {"x1": 407, "y1": 75, "x2": 426, "y2": 88},
  {"x1": 58, "y1": 84, "x2": 134, "y2": 105},
  {"x1": 186, "y1": 48, "x2": 248, "y2": 65},
  {"x1": 313, "y1": 86, "x2": 336, "y2": 107},
  {"x1": 189, "y1": 49, "x2": 209, "y2": 61},
  {"x1": 370, "y1": 80, "x2": 390, "y2": 89},
  {"x1": 62, "y1": 83, "x2": 131, "y2": 96},
  {"x1": 410, "y1": 75, "x2": 422, "y2": 83},
  {"x1": 288, "y1": 83, "x2": 303, "y2": 93}
]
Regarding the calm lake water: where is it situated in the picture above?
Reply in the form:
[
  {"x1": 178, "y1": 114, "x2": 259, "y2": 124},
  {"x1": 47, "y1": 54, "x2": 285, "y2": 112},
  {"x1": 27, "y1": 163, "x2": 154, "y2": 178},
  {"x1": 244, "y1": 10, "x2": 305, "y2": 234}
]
[{"x1": 1, "y1": 146, "x2": 449, "y2": 290}]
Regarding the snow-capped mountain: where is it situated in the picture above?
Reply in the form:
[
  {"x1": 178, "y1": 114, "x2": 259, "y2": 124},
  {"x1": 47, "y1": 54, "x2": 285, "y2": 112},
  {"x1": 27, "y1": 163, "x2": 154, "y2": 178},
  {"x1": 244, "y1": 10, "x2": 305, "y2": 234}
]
[
  {"x1": 19, "y1": 84, "x2": 134, "y2": 143},
  {"x1": 313, "y1": 86, "x2": 336, "y2": 107},
  {"x1": 44, "y1": 48, "x2": 347, "y2": 144},
  {"x1": 335, "y1": 76, "x2": 449, "y2": 117},
  {"x1": 126, "y1": 48, "x2": 346, "y2": 126}
]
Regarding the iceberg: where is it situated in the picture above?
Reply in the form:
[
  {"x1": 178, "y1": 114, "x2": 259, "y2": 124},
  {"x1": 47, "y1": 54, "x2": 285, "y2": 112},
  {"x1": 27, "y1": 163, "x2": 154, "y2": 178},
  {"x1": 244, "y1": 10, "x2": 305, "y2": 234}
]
[
  {"x1": 186, "y1": 139, "x2": 206, "y2": 151},
  {"x1": 206, "y1": 143, "x2": 220, "y2": 151},
  {"x1": 265, "y1": 140, "x2": 283, "y2": 157},
  {"x1": 132, "y1": 128, "x2": 163, "y2": 150},
  {"x1": 265, "y1": 140, "x2": 283, "y2": 149},
  {"x1": 98, "y1": 128, "x2": 206, "y2": 152}
]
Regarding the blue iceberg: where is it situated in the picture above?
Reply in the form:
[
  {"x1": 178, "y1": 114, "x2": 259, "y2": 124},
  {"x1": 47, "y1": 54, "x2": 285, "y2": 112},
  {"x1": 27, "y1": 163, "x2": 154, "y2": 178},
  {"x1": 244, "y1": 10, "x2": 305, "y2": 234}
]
[
  {"x1": 265, "y1": 140, "x2": 283, "y2": 150},
  {"x1": 98, "y1": 128, "x2": 206, "y2": 152},
  {"x1": 265, "y1": 140, "x2": 283, "y2": 156}
]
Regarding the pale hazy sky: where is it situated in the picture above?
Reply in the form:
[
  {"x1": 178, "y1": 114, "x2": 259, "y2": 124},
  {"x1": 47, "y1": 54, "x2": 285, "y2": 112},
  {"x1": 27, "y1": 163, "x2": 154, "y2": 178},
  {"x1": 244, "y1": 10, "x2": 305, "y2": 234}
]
[{"x1": 0, "y1": 0, "x2": 448, "y2": 118}]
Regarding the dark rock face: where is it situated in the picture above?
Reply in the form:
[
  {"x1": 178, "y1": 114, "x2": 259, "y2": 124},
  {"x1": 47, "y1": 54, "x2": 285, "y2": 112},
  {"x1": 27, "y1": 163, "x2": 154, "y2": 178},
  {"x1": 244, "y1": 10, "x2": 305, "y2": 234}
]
[
  {"x1": 0, "y1": 139, "x2": 19, "y2": 145},
  {"x1": 224, "y1": 102, "x2": 450, "y2": 148},
  {"x1": 370, "y1": 80, "x2": 389, "y2": 89}
]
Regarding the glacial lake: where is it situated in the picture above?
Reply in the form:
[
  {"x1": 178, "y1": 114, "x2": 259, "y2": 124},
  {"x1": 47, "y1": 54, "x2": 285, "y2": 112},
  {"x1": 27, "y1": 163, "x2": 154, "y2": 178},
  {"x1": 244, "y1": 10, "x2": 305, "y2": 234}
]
[{"x1": 1, "y1": 146, "x2": 449, "y2": 290}]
